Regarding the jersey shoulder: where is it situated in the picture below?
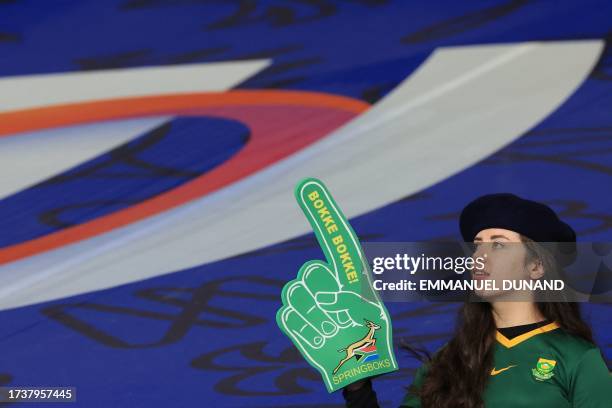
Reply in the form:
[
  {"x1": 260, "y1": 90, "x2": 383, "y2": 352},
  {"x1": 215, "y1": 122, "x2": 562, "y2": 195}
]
[
  {"x1": 546, "y1": 329, "x2": 596, "y2": 352},
  {"x1": 544, "y1": 329, "x2": 601, "y2": 368}
]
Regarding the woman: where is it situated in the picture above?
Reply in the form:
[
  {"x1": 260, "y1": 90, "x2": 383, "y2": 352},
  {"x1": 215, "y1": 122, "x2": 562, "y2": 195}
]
[{"x1": 344, "y1": 193, "x2": 611, "y2": 408}]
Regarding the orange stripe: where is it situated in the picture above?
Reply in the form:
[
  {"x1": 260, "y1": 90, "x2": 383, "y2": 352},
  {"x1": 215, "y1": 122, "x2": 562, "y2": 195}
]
[
  {"x1": 0, "y1": 90, "x2": 369, "y2": 265},
  {"x1": 0, "y1": 90, "x2": 367, "y2": 137}
]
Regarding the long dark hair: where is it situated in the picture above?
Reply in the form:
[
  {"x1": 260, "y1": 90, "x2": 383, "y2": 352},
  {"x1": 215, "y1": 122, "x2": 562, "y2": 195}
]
[{"x1": 406, "y1": 236, "x2": 595, "y2": 408}]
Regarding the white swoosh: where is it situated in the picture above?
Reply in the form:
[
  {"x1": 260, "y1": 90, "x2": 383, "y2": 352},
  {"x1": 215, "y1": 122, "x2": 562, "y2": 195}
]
[
  {"x1": 0, "y1": 60, "x2": 270, "y2": 113},
  {"x1": 0, "y1": 40, "x2": 603, "y2": 311}
]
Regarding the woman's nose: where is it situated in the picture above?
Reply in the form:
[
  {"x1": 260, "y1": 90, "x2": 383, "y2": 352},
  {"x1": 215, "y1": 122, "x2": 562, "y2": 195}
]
[{"x1": 473, "y1": 244, "x2": 488, "y2": 261}]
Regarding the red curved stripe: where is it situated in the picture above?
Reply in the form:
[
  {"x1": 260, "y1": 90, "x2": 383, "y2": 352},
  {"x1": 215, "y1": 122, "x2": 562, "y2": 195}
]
[{"x1": 0, "y1": 90, "x2": 369, "y2": 264}]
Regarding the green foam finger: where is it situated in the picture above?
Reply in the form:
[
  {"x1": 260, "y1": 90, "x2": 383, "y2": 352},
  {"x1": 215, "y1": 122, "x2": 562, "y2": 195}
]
[
  {"x1": 294, "y1": 178, "x2": 366, "y2": 288},
  {"x1": 277, "y1": 177, "x2": 399, "y2": 393}
]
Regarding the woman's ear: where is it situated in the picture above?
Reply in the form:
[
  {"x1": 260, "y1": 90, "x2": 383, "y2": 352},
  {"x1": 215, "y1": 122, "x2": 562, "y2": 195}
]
[{"x1": 529, "y1": 258, "x2": 545, "y2": 280}]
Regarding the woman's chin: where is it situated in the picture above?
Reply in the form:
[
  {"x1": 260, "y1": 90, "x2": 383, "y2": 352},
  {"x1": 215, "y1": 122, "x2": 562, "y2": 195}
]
[{"x1": 473, "y1": 289, "x2": 503, "y2": 300}]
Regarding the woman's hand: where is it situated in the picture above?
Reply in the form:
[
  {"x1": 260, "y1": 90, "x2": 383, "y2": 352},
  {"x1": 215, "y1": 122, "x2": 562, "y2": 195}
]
[{"x1": 345, "y1": 379, "x2": 368, "y2": 392}]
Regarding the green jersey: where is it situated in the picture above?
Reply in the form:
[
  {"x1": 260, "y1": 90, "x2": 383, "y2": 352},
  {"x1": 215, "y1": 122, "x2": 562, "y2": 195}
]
[{"x1": 402, "y1": 322, "x2": 611, "y2": 407}]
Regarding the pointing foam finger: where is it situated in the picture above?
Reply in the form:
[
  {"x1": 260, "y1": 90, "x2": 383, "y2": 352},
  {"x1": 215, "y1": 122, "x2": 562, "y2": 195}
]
[{"x1": 295, "y1": 178, "x2": 365, "y2": 287}]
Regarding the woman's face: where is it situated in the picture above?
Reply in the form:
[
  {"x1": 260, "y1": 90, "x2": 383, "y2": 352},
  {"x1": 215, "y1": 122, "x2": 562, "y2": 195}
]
[{"x1": 471, "y1": 228, "x2": 533, "y2": 300}]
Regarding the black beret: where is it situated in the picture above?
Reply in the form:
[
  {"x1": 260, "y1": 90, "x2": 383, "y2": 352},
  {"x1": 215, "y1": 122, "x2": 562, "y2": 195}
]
[{"x1": 459, "y1": 193, "x2": 576, "y2": 243}]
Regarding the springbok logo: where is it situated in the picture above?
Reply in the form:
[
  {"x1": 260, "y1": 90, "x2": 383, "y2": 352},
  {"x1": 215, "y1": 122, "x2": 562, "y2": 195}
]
[{"x1": 333, "y1": 320, "x2": 381, "y2": 374}]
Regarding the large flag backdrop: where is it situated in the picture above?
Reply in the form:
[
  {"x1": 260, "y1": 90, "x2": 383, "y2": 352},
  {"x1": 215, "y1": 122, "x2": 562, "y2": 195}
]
[{"x1": 0, "y1": 1, "x2": 610, "y2": 406}]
